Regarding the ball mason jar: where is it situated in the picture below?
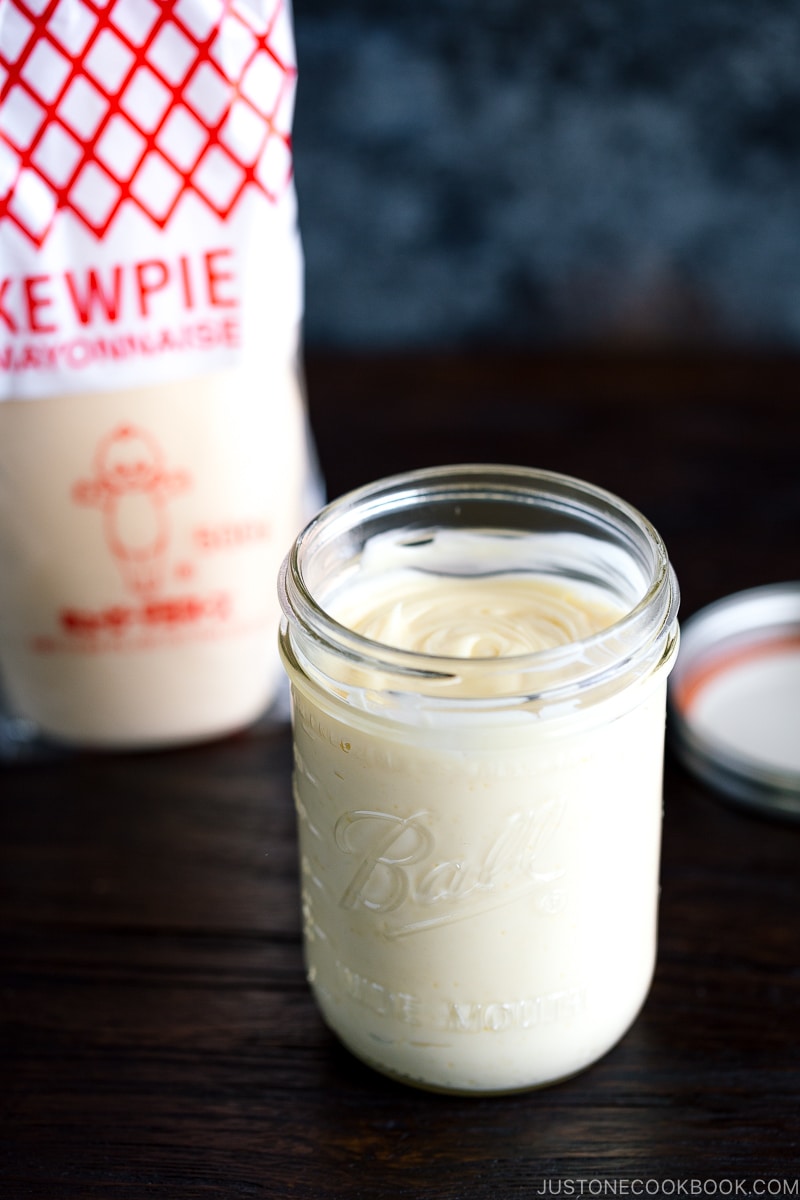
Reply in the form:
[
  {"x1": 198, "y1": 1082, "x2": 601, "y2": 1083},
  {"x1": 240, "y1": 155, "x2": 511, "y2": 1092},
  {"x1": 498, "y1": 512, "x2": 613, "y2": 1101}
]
[{"x1": 278, "y1": 465, "x2": 680, "y2": 1094}]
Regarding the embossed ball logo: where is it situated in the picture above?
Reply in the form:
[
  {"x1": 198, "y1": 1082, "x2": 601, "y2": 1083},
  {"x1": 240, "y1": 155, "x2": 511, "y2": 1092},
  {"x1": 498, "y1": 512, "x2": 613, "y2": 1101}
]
[
  {"x1": 333, "y1": 803, "x2": 567, "y2": 938},
  {"x1": 0, "y1": 0, "x2": 296, "y2": 246}
]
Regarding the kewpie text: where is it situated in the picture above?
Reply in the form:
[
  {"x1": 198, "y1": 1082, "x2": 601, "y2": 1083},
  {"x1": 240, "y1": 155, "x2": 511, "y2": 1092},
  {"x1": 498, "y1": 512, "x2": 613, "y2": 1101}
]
[{"x1": 0, "y1": 247, "x2": 237, "y2": 335}]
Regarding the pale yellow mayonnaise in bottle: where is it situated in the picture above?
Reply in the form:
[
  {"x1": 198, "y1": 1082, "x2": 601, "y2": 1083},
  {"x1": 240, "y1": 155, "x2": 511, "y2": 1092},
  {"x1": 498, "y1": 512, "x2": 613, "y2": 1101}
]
[
  {"x1": 279, "y1": 466, "x2": 679, "y2": 1093},
  {"x1": 0, "y1": 4, "x2": 318, "y2": 752}
]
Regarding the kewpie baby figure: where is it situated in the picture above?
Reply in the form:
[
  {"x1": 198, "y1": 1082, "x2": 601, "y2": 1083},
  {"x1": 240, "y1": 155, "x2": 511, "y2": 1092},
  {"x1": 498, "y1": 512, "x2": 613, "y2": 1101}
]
[{"x1": 73, "y1": 424, "x2": 190, "y2": 597}]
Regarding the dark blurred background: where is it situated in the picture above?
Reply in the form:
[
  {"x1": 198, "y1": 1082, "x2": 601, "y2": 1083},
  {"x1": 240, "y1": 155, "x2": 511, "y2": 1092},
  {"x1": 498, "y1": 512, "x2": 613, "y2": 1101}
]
[{"x1": 291, "y1": 0, "x2": 800, "y2": 352}]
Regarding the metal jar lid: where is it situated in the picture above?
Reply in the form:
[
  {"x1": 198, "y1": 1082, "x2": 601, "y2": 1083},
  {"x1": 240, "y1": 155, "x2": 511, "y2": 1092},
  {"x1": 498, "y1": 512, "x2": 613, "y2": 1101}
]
[{"x1": 668, "y1": 582, "x2": 800, "y2": 820}]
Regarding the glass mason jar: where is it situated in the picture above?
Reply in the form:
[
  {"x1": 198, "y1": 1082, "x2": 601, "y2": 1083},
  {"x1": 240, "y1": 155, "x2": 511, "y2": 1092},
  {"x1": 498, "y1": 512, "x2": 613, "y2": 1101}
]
[{"x1": 278, "y1": 465, "x2": 680, "y2": 1094}]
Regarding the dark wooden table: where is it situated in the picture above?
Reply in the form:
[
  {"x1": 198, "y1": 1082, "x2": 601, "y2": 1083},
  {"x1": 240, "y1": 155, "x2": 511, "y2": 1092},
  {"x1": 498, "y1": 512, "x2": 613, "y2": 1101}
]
[{"x1": 2, "y1": 353, "x2": 799, "y2": 1197}]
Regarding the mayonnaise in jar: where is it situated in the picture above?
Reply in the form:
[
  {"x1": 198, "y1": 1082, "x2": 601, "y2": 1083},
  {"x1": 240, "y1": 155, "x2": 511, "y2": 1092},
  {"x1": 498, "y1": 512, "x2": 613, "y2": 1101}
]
[{"x1": 279, "y1": 466, "x2": 679, "y2": 1093}]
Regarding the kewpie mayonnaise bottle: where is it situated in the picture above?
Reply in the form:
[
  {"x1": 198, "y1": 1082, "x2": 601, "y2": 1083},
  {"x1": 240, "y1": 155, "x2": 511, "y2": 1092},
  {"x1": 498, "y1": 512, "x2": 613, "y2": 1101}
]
[
  {"x1": 0, "y1": 0, "x2": 318, "y2": 752},
  {"x1": 279, "y1": 465, "x2": 680, "y2": 1094}
]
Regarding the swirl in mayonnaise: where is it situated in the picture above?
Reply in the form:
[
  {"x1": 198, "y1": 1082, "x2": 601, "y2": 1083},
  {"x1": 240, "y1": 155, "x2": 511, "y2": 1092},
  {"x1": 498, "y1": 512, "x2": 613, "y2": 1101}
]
[{"x1": 328, "y1": 572, "x2": 622, "y2": 659}]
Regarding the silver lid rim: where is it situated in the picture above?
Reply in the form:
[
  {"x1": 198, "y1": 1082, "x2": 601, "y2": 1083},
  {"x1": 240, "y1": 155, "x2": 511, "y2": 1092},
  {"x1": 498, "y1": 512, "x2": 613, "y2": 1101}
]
[{"x1": 668, "y1": 581, "x2": 800, "y2": 820}]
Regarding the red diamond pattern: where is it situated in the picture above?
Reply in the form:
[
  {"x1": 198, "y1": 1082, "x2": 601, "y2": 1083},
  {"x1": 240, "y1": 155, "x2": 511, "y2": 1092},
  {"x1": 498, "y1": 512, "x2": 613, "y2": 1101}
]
[{"x1": 0, "y1": 0, "x2": 296, "y2": 247}]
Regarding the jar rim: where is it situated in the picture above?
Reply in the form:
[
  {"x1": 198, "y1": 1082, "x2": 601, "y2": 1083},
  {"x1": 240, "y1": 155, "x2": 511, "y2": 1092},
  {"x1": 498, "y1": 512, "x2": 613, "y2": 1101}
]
[{"x1": 279, "y1": 464, "x2": 679, "y2": 699}]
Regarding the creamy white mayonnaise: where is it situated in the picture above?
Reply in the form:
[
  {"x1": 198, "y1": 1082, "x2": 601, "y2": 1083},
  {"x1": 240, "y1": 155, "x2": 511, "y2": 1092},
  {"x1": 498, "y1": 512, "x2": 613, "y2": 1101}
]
[
  {"x1": 328, "y1": 571, "x2": 621, "y2": 658},
  {"x1": 0, "y1": 367, "x2": 311, "y2": 747},
  {"x1": 284, "y1": 526, "x2": 675, "y2": 1093},
  {"x1": 0, "y1": 1, "x2": 315, "y2": 750}
]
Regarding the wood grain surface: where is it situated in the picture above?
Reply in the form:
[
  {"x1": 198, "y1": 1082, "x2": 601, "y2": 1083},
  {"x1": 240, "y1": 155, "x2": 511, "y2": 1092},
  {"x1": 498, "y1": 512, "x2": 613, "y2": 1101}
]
[{"x1": 2, "y1": 353, "x2": 798, "y2": 1198}]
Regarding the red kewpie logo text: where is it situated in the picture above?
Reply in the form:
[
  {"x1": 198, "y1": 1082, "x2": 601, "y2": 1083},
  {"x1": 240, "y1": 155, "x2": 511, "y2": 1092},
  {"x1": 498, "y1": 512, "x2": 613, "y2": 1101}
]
[
  {"x1": 0, "y1": 248, "x2": 237, "y2": 335},
  {"x1": 58, "y1": 593, "x2": 232, "y2": 636}
]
